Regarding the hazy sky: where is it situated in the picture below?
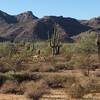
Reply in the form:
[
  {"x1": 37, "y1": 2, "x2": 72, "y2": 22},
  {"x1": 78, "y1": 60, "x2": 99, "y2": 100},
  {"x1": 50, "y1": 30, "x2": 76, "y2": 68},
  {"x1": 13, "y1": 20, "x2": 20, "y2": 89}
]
[{"x1": 0, "y1": 0, "x2": 100, "y2": 19}]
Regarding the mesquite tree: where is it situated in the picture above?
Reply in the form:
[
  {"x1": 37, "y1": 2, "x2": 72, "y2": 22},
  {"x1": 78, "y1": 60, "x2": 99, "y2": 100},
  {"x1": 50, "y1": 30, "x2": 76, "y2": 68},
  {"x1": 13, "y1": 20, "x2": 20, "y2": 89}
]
[{"x1": 49, "y1": 24, "x2": 62, "y2": 55}]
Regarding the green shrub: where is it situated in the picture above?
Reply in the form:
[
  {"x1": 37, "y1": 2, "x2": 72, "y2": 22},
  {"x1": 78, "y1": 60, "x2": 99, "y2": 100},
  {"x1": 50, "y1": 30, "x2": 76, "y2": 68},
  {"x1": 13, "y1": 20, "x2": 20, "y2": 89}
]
[
  {"x1": 12, "y1": 72, "x2": 41, "y2": 83},
  {"x1": 0, "y1": 42, "x2": 17, "y2": 57},
  {"x1": 75, "y1": 31, "x2": 97, "y2": 54}
]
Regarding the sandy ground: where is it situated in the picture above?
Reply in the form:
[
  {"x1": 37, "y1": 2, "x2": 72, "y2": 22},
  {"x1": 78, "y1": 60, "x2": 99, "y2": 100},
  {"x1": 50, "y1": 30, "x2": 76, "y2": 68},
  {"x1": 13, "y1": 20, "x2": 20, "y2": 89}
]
[
  {"x1": 0, "y1": 94, "x2": 29, "y2": 100},
  {"x1": 0, "y1": 92, "x2": 100, "y2": 100}
]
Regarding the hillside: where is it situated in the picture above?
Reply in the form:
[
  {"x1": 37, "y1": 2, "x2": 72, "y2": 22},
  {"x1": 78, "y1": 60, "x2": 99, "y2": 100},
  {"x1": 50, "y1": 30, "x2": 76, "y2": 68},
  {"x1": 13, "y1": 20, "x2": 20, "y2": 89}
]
[
  {"x1": 0, "y1": 10, "x2": 92, "y2": 42},
  {"x1": 80, "y1": 16, "x2": 100, "y2": 29}
]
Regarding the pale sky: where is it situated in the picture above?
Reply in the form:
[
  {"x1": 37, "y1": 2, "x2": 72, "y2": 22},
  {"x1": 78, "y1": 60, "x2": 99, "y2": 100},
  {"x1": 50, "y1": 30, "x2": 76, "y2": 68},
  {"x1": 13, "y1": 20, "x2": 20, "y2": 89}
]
[{"x1": 0, "y1": 0, "x2": 100, "y2": 19}]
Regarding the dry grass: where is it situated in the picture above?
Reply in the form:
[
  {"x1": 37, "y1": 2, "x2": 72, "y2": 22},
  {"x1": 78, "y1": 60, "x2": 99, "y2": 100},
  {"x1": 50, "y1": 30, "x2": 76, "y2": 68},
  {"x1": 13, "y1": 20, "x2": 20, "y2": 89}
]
[
  {"x1": 68, "y1": 83, "x2": 85, "y2": 98},
  {"x1": 24, "y1": 80, "x2": 49, "y2": 99},
  {"x1": 0, "y1": 80, "x2": 18, "y2": 94},
  {"x1": 0, "y1": 94, "x2": 28, "y2": 100}
]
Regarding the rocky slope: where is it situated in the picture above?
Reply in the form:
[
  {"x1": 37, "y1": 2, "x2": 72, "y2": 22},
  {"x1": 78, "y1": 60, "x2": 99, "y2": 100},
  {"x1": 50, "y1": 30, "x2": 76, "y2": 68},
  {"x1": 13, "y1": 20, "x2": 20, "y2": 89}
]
[
  {"x1": 80, "y1": 16, "x2": 100, "y2": 29},
  {"x1": 0, "y1": 10, "x2": 96, "y2": 42}
]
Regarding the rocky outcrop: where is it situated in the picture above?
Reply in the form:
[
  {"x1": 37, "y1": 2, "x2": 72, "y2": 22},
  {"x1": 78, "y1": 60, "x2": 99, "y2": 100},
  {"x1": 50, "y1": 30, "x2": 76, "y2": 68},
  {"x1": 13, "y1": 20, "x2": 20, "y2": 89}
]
[{"x1": 16, "y1": 11, "x2": 38, "y2": 23}]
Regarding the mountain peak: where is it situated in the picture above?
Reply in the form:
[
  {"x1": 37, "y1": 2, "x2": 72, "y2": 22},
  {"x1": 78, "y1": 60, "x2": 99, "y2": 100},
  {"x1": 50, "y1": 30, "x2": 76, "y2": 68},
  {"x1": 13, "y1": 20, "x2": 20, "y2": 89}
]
[{"x1": 16, "y1": 11, "x2": 38, "y2": 23}]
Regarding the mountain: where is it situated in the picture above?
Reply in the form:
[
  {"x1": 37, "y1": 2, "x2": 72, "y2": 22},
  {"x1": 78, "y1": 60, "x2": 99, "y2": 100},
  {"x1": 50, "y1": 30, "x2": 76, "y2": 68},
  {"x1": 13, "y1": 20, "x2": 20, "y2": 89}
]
[
  {"x1": 0, "y1": 10, "x2": 38, "y2": 42},
  {"x1": 80, "y1": 16, "x2": 100, "y2": 29},
  {"x1": 0, "y1": 10, "x2": 93, "y2": 42},
  {"x1": 0, "y1": 10, "x2": 17, "y2": 24},
  {"x1": 34, "y1": 16, "x2": 91, "y2": 39},
  {"x1": 0, "y1": 37, "x2": 8, "y2": 42}
]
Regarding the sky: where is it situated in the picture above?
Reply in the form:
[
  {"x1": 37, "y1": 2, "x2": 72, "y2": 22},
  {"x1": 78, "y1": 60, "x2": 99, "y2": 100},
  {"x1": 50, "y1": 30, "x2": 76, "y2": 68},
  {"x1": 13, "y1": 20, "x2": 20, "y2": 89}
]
[{"x1": 0, "y1": 0, "x2": 100, "y2": 20}]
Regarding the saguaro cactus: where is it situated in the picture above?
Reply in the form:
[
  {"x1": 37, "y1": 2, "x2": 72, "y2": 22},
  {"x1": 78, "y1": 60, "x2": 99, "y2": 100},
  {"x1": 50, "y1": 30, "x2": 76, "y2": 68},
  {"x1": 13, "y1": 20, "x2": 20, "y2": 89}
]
[{"x1": 50, "y1": 24, "x2": 62, "y2": 55}]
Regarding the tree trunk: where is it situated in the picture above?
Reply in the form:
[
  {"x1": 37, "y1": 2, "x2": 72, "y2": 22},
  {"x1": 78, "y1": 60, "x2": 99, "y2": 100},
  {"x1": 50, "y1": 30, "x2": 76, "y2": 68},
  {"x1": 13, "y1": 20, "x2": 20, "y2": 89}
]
[{"x1": 98, "y1": 46, "x2": 100, "y2": 64}]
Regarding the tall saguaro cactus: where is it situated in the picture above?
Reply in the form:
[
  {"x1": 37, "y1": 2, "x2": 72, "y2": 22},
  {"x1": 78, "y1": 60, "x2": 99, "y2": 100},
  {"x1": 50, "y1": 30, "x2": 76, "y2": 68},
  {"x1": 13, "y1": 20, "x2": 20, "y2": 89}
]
[{"x1": 50, "y1": 24, "x2": 62, "y2": 55}]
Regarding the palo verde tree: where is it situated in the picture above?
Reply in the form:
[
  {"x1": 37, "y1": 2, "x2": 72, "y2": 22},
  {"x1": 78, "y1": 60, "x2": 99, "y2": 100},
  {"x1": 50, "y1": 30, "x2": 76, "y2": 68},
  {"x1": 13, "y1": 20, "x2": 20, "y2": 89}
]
[{"x1": 49, "y1": 24, "x2": 62, "y2": 55}]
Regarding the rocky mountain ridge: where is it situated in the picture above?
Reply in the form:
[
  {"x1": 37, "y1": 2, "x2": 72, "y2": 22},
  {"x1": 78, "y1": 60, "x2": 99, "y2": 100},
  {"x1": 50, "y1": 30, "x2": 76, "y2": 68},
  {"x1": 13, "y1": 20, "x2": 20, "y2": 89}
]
[{"x1": 0, "y1": 10, "x2": 99, "y2": 42}]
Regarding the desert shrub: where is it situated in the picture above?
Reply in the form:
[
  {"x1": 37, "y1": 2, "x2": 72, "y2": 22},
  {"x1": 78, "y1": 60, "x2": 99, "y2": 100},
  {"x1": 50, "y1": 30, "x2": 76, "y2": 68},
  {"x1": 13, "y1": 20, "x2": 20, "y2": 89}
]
[
  {"x1": 63, "y1": 76, "x2": 77, "y2": 89},
  {"x1": 73, "y1": 54, "x2": 90, "y2": 69},
  {"x1": 68, "y1": 83, "x2": 85, "y2": 98},
  {"x1": 68, "y1": 53, "x2": 98, "y2": 74},
  {"x1": 60, "y1": 31, "x2": 97, "y2": 56},
  {"x1": 0, "y1": 55, "x2": 24, "y2": 73},
  {"x1": 0, "y1": 61, "x2": 12, "y2": 73},
  {"x1": 27, "y1": 64, "x2": 40, "y2": 72},
  {"x1": 42, "y1": 73, "x2": 77, "y2": 88},
  {"x1": 0, "y1": 55, "x2": 29, "y2": 73},
  {"x1": 54, "y1": 63, "x2": 67, "y2": 71},
  {"x1": 0, "y1": 73, "x2": 12, "y2": 87},
  {"x1": 19, "y1": 81, "x2": 32, "y2": 94},
  {"x1": 65, "y1": 77, "x2": 100, "y2": 98},
  {"x1": 60, "y1": 31, "x2": 97, "y2": 55},
  {"x1": 0, "y1": 79, "x2": 18, "y2": 94},
  {"x1": 44, "y1": 75, "x2": 65, "y2": 88},
  {"x1": 10, "y1": 55, "x2": 26, "y2": 71},
  {"x1": 24, "y1": 80, "x2": 48, "y2": 100},
  {"x1": 81, "y1": 78, "x2": 100, "y2": 93},
  {"x1": 25, "y1": 42, "x2": 31, "y2": 51},
  {"x1": 12, "y1": 72, "x2": 41, "y2": 83},
  {"x1": 74, "y1": 31, "x2": 97, "y2": 54},
  {"x1": 0, "y1": 42, "x2": 17, "y2": 57},
  {"x1": 27, "y1": 62, "x2": 55, "y2": 72},
  {"x1": 34, "y1": 41, "x2": 51, "y2": 55},
  {"x1": 61, "y1": 43, "x2": 74, "y2": 55},
  {"x1": 28, "y1": 60, "x2": 68, "y2": 72},
  {"x1": 65, "y1": 62, "x2": 75, "y2": 70},
  {"x1": 65, "y1": 53, "x2": 73, "y2": 62},
  {"x1": 43, "y1": 47, "x2": 51, "y2": 56},
  {"x1": 39, "y1": 65, "x2": 55, "y2": 72},
  {"x1": 53, "y1": 61, "x2": 74, "y2": 70}
]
